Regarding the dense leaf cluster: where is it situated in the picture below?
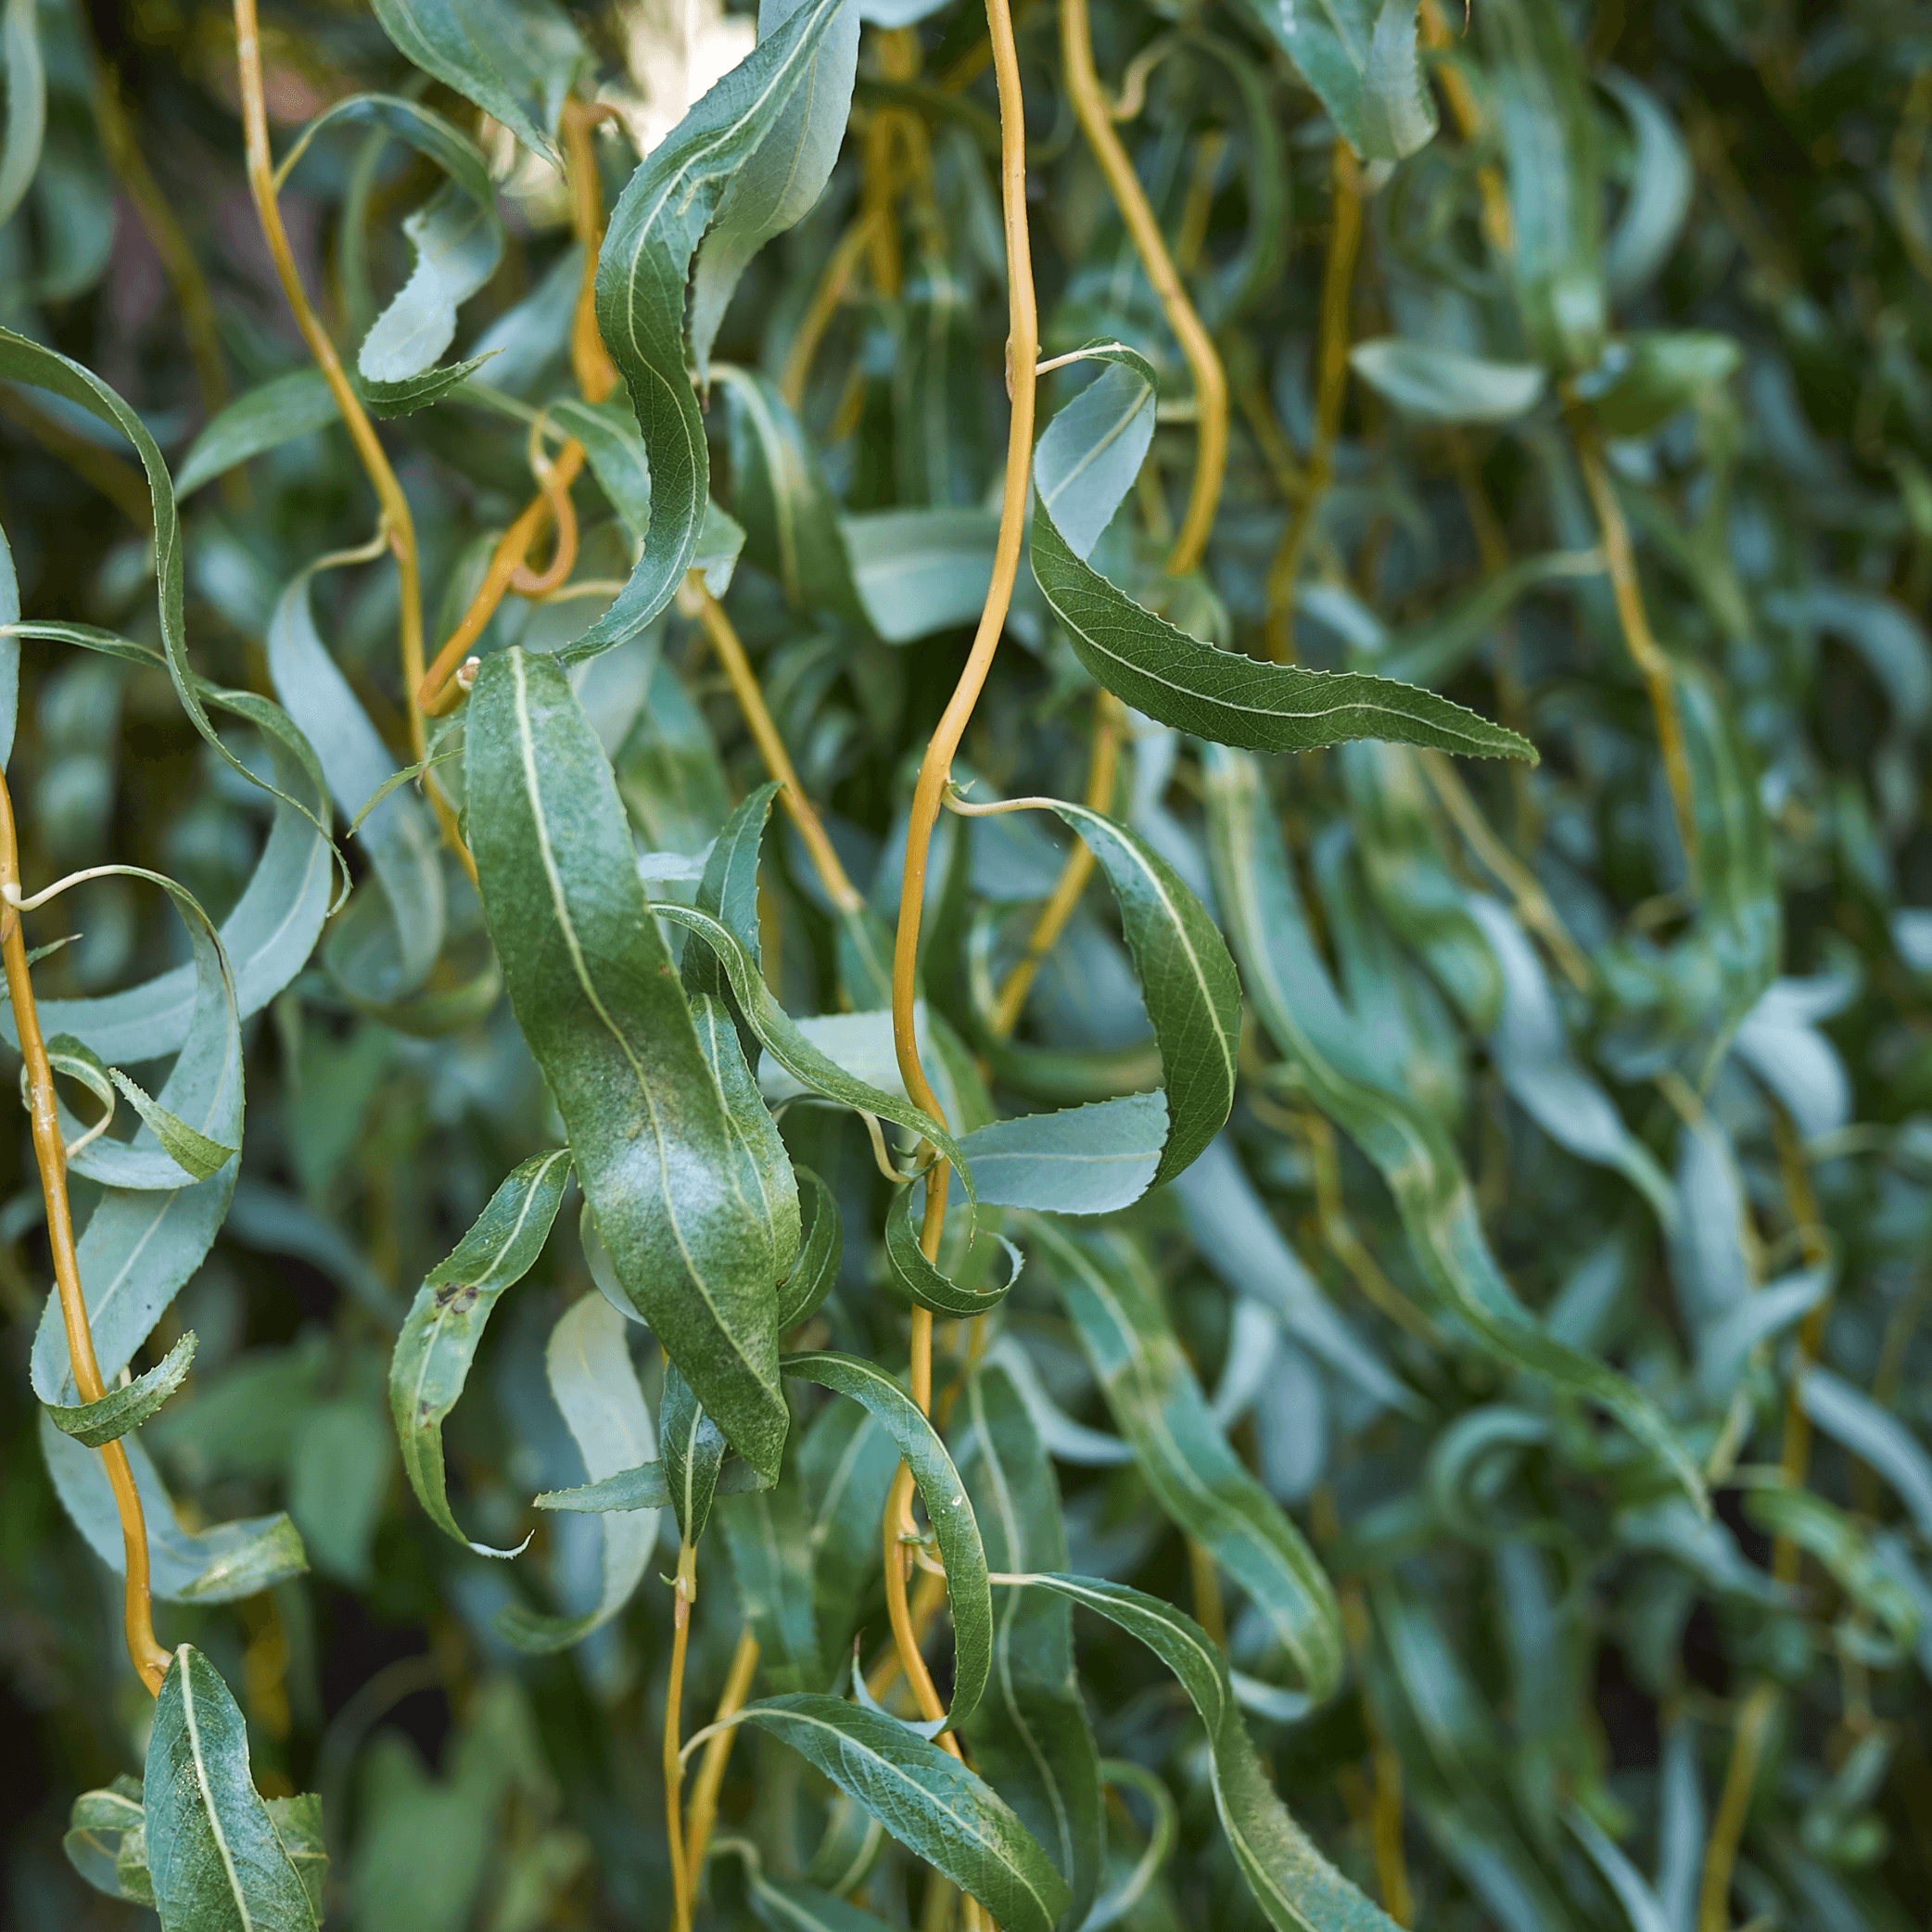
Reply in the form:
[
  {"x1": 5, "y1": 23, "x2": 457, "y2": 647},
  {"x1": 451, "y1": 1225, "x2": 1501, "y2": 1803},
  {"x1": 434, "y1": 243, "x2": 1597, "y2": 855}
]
[{"x1": 3, "y1": 1, "x2": 1931, "y2": 1930}]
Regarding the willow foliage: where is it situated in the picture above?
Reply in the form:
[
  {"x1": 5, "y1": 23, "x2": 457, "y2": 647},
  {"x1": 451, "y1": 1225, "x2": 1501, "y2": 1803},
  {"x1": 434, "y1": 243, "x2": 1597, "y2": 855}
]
[{"x1": 2, "y1": 1, "x2": 1929, "y2": 1930}]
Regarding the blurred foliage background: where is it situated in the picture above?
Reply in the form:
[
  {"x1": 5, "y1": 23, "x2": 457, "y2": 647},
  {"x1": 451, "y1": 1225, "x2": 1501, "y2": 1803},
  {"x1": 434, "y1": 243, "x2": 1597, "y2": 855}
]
[{"x1": 6, "y1": 0, "x2": 1932, "y2": 1928}]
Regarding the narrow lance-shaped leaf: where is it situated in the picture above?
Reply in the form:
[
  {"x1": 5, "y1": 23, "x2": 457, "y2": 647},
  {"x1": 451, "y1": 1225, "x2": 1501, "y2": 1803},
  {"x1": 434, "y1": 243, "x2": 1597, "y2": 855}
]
[
  {"x1": 1204, "y1": 745, "x2": 1709, "y2": 1515},
  {"x1": 367, "y1": 0, "x2": 586, "y2": 163},
  {"x1": 1026, "y1": 1218, "x2": 1345, "y2": 1711},
  {"x1": 143, "y1": 1646, "x2": 319, "y2": 1932},
  {"x1": 725, "y1": 1697, "x2": 1073, "y2": 1932},
  {"x1": 883, "y1": 1183, "x2": 1023, "y2": 1317},
  {"x1": 1031, "y1": 496, "x2": 1535, "y2": 761},
  {"x1": 579, "y1": 0, "x2": 856, "y2": 656},
  {"x1": 0, "y1": 0, "x2": 46, "y2": 230},
  {"x1": 388, "y1": 1148, "x2": 574, "y2": 1553},
  {"x1": 46, "y1": 1332, "x2": 197, "y2": 1448},
  {"x1": 660, "y1": 1357, "x2": 728, "y2": 1547},
  {"x1": 957, "y1": 1360, "x2": 1105, "y2": 1925},
  {"x1": 466, "y1": 648, "x2": 792, "y2": 1479},
  {"x1": 1003, "y1": 1574, "x2": 1402, "y2": 1932},
  {"x1": 781, "y1": 1350, "x2": 993, "y2": 1728},
  {"x1": 41, "y1": 1415, "x2": 309, "y2": 1602},
  {"x1": 499, "y1": 1293, "x2": 659, "y2": 1651}
]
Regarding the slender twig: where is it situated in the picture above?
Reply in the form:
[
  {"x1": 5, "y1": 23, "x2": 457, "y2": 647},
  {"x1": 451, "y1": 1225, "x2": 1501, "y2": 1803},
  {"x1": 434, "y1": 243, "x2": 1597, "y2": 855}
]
[
  {"x1": 987, "y1": 690, "x2": 1123, "y2": 1037},
  {"x1": 0, "y1": 773, "x2": 170, "y2": 1696},
  {"x1": 419, "y1": 100, "x2": 619, "y2": 717},
  {"x1": 1265, "y1": 141, "x2": 1361, "y2": 661},
  {"x1": 1698, "y1": 1681, "x2": 1779, "y2": 1932},
  {"x1": 683, "y1": 1625, "x2": 759, "y2": 1881},
  {"x1": 680, "y1": 581, "x2": 866, "y2": 914},
  {"x1": 233, "y1": 0, "x2": 426, "y2": 765},
  {"x1": 1061, "y1": 0, "x2": 1227, "y2": 576},
  {"x1": 665, "y1": 1537, "x2": 698, "y2": 1932},
  {"x1": 1567, "y1": 407, "x2": 1699, "y2": 885}
]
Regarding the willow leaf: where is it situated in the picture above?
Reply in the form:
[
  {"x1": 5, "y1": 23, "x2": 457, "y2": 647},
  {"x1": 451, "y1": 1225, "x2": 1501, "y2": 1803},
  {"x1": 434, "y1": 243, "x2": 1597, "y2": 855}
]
[
  {"x1": 883, "y1": 1182, "x2": 1023, "y2": 1317},
  {"x1": 651, "y1": 901, "x2": 976, "y2": 1198},
  {"x1": 778, "y1": 1163, "x2": 843, "y2": 1330},
  {"x1": 174, "y1": 368, "x2": 337, "y2": 495},
  {"x1": 781, "y1": 1350, "x2": 992, "y2": 1728},
  {"x1": 1026, "y1": 1218, "x2": 1345, "y2": 1710},
  {"x1": 389, "y1": 1148, "x2": 573, "y2": 1554},
  {"x1": 499, "y1": 1292, "x2": 658, "y2": 1651},
  {"x1": 582, "y1": 0, "x2": 853, "y2": 655},
  {"x1": 46, "y1": 1332, "x2": 197, "y2": 1448},
  {"x1": 367, "y1": 0, "x2": 585, "y2": 163},
  {"x1": 958, "y1": 1361, "x2": 1104, "y2": 1924},
  {"x1": 0, "y1": 0, "x2": 45, "y2": 230},
  {"x1": 467, "y1": 648, "x2": 791, "y2": 1480},
  {"x1": 729, "y1": 1697, "x2": 1072, "y2": 1932},
  {"x1": 1006, "y1": 1575, "x2": 1400, "y2": 1932},
  {"x1": 144, "y1": 1646, "x2": 319, "y2": 1932},
  {"x1": 661, "y1": 1357, "x2": 727, "y2": 1546},
  {"x1": 1205, "y1": 746, "x2": 1708, "y2": 1513},
  {"x1": 1031, "y1": 498, "x2": 1534, "y2": 761}
]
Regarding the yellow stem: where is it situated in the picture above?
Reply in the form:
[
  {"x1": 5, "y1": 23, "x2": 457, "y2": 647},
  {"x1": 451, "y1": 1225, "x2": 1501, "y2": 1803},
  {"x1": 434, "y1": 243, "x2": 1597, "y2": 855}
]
[
  {"x1": 683, "y1": 1626, "x2": 759, "y2": 1879},
  {"x1": 233, "y1": 0, "x2": 426, "y2": 767},
  {"x1": 1697, "y1": 1682, "x2": 1779, "y2": 1932},
  {"x1": 666, "y1": 1538, "x2": 698, "y2": 1932},
  {"x1": 0, "y1": 774, "x2": 170, "y2": 1696},
  {"x1": 1186, "y1": 1537, "x2": 1227, "y2": 1646},
  {"x1": 987, "y1": 691, "x2": 1123, "y2": 1037},
  {"x1": 881, "y1": 0, "x2": 1034, "y2": 1742},
  {"x1": 1568, "y1": 407, "x2": 1699, "y2": 887},
  {"x1": 1266, "y1": 141, "x2": 1361, "y2": 661},
  {"x1": 1060, "y1": 0, "x2": 1227, "y2": 576},
  {"x1": 682, "y1": 581, "x2": 866, "y2": 913},
  {"x1": 781, "y1": 210, "x2": 883, "y2": 409}
]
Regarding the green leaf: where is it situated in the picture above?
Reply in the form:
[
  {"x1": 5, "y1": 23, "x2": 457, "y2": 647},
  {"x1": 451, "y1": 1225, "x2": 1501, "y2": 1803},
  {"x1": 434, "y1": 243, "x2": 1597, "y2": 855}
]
[
  {"x1": 1026, "y1": 1219, "x2": 1345, "y2": 1711},
  {"x1": 1204, "y1": 746, "x2": 1709, "y2": 1515},
  {"x1": 0, "y1": 0, "x2": 45, "y2": 230},
  {"x1": 841, "y1": 507, "x2": 1000, "y2": 643},
  {"x1": 1233, "y1": 0, "x2": 1436, "y2": 162},
  {"x1": 1798, "y1": 1366, "x2": 1932, "y2": 1544},
  {"x1": 778, "y1": 1163, "x2": 843, "y2": 1330},
  {"x1": 718, "y1": 1483, "x2": 825, "y2": 1691},
  {"x1": 650, "y1": 901, "x2": 977, "y2": 1199},
  {"x1": 717, "y1": 362, "x2": 865, "y2": 619},
  {"x1": 264, "y1": 1795, "x2": 329, "y2": 1922},
  {"x1": 367, "y1": 0, "x2": 587, "y2": 164},
  {"x1": 660, "y1": 1357, "x2": 727, "y2": 1546},
  {"x1": 535, "y1": 1455, "x2": 767, "y2": 1514},
  {"x1": 1004, "y1": 1575, "x2": 1401, "y2": 1932},
  {"x1": 715, "y1": 1837, "x2": 895, "y2": 1932},
  {"x1": 28, "y1": 867, "x2": 245, "y2": 1405},
  {"x1": 107, "y1": 1069, "x2": 238, "y2": 1182},
  {"x1": 883, "y1": 1181, "x2": 1023, "y2": 1316},
  {"x1": 360, "y1": 348, "x2": 500, "y2": 416},
  {"x1": 144, "y1": 1646, "x2": 320, "y2": 1931},
  {"x1": 389, "y1": 1148, "x2": 574, "y2": 1553},
  {"x1": 726, "y1": 1697, "x2": 1073, "y2": 1932},
  {"x1": 173, "y1": 369, "x2": 338, "y2": 496},
  {"x1": 46, "y1": 1331, "x2": 197, "y2": 1447},
  {"x1": 1031, "y1": 496, "x2": 1536, "y2": 760},
  {"x1": 1599, "y1": 70, "x2": 1694, "y2": 303},
  {"x1": 268, "y1": 553, "x2": 443, "y2": 998},
  {"x1": 957, "y1": 1361, "x2": 1105, "y2": 1925},
  {"x1": 64, "y1": 1777, "x2": 150, "y2": 1904},
  {"x1": 42, "y1": 1410, "x2": 310, "y2": 1601},
  {"x1": 467, "y1": 648, "x2": 792, "y2": 1479},
  {"x1": 1743, "y1": 1489, "x2": 1921, "y2": 1652},
  {"x1": 689, "y1": 0, "x2": 860, "y2": 385},
  {"x1": 1348, "y1": 339, "x2": 1547, "y2": 425},
  {"x1": 1034, "y1": 342, "x2": 1157, "y2": 561},
  {"x1": 781, "y1": 1350, "x2": 993, "y2": 1728},
  {"x1": 499, "y1": 1292, "x2": 659, "y2": 1650},
  {"x1": 1576, "y1": 331, "x2": 1741, "y2": 437},
  {"x1": 1481, "y1": 0, "x2": 1607, "y2": 373},
  {"x1": 582, "y1": 0, "x2": 854, "y2": 655},
  {"x1": 947, "y1": 1093, "x2": 1168, "y2": 1214}
]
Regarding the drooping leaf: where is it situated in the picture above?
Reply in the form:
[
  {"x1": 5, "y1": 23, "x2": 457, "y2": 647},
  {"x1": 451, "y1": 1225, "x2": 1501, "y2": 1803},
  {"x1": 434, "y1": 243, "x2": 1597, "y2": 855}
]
[
  {"x1": 466, "y1": 648, "x2": 792, "y2": 1480},
  {"x1": 1026, "y1": 1219, "x2": 1345, "y2": 1710},
  {"x1": 389, "y1": 1148, "x2": 574, "y2": 1554},
  {"x1": 46, "y1": 1331, "x2": 197, "y2": 1447},
  {"x1": 580, "y1": 0, "x2": 855, "y2": 655},
  {"x1": 1348, "y1": 339, "x2": 1547, "y2": 425},
  {"x1": 660, "y1": 1356, "x2": 728, "y2": 1547},
  {"x1": 727, "y1": 1697, "x2": 1073, "y2": 1932},
  {"x1": 781, "y1": 1350, "x2": 992, "y2": 1728},
  {"x1": 144, "y1": 1646, "x2": 320, "y2": 1931},
  {"x1": 1032, "y1": 497, "x2": 1535, "y2": 760},
  {"x1": 1005, "y1": 1575, "x2": 1401, "y2": 1932},
  {"x1": 173, "y1": 368, "x2": 338, "y2": 496},
  {"x1": 1232, "y1": 0, "x2": 1436, "y2": 163}
]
